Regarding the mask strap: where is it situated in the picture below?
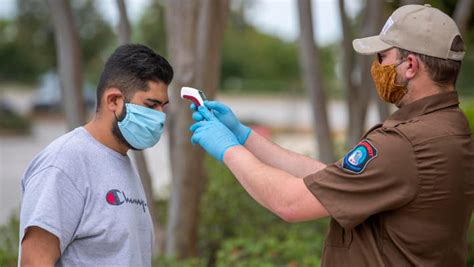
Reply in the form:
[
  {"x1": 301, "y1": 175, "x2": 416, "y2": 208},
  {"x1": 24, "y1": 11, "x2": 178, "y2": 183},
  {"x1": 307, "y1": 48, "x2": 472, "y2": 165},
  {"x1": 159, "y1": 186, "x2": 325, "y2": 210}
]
[
  {"x1": 395, "y1": 59, "x2": 406, "y2": 68},
  {"x1": 115, "y1": 102, "x2": 127, "y2": 122},
  {"x1": 395, "y1": 60, "x2": 410, "y2": 89}
]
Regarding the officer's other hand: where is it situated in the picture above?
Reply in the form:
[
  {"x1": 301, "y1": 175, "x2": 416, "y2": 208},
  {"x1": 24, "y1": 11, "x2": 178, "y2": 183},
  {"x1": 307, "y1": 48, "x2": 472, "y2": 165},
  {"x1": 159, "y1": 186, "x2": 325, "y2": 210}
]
[
  {"x1": 190, "y1": 101, "x2": 251, "y2": 145},
  {"x1": 190, "y1": 106, "x2": 240, "y2": 162}
]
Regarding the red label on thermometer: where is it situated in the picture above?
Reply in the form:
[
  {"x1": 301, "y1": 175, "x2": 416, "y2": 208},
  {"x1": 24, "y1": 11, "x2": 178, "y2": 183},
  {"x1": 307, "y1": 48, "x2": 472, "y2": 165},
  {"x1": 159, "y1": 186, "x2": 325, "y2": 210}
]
[{"x1": 181, "y1": 87, "x2": 207, "y2": 107}]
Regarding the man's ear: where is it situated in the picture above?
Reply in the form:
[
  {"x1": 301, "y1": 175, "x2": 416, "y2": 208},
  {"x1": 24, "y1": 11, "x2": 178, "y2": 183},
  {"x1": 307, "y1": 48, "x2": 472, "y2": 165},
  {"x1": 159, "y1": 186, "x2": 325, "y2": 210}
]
[
  {"x1": 405, "y1": 54, "x2": 419, "y2": 80},
  {"x1": 103, "y1": 88, "x2": 124, "y2": 114}
]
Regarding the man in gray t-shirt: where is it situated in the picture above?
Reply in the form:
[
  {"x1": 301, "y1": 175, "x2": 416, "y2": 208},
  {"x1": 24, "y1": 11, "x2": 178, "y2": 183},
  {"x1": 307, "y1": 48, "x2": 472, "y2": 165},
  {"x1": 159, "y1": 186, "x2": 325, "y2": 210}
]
[{"x1": 19, "y1": 44, "x2": 173, "y2": 266}]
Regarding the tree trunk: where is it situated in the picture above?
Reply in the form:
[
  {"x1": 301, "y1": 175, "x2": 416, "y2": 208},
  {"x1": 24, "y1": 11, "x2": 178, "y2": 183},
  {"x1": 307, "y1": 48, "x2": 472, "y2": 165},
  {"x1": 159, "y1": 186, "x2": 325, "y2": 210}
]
[
  {"x1": 116, "y1": 0, "x2": 131, "y2": 44},
  {"x1": 453, "y1": 0, "x2": 473, "y2": 38},
  {"x1": 164, "y1": 0, "x2": 228, "y2": 258},
  {"x1": 369, "y1": 0, "x2": 390, "y2": 122},
  {"x1": 340, "y1": 0, "x2": 386, "y2": 148},
  {"x1": 338, "y1": 0, "x2": 355, "y2": 89},
  {"x1": 296, "y1": 0, "x2": 334, "y2": 163},
  {"x1": 47, "y1": 0, "x2": 85, "y2": 130},
  {"x1": 115, "y1": 0, "x2": 164, "y2": 256},
  {"x1": 338, "y1": 0, "x2": 365, "y2": 148},
  {"x1": 196, "y1": 0, "x2": 229, "y2": 97},
  {"x1": 132, "y1": 150, "x2": 164, "y2": 254},
  {"x1": 165, "y1": 1, "x2": 201, "y2": 257}
]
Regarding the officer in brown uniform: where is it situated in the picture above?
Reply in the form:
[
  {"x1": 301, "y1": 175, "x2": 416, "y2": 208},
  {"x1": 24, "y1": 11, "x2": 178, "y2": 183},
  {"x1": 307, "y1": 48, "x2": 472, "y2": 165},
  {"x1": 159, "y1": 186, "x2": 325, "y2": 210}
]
[{"x1": 189, "y1": 4, "x2": 474, "y2": 266}]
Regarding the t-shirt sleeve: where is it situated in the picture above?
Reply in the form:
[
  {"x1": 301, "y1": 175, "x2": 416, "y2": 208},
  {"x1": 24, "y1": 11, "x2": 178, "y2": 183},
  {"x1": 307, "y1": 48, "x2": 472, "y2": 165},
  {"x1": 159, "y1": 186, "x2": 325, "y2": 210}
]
[
  {"x1": 20, "y1": 166, "x2": 85, "y2": 254},
  {"x1": 303, "y1": 128, "x2": 418, "y2": 229}
]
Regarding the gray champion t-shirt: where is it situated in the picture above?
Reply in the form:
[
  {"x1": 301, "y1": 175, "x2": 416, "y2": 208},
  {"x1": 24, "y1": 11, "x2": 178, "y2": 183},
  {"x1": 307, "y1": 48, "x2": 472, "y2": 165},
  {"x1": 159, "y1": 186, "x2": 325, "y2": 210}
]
[{"x1": 19, "y1": 127, "x2": 154, "y2": 267}]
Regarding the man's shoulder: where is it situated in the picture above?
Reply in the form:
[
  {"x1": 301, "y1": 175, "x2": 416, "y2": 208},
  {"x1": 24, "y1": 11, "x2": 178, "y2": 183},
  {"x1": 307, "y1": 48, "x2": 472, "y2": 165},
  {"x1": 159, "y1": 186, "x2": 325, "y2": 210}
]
[
  {"x1": 41, "y1": 127, "x2": 91, "y2": 160},
  {"x1": 23, "y1": 128, "x2": 92, "y2": 182},
  {"x1": 384, "y1": 107, "x2": 471, "y2": 145}
]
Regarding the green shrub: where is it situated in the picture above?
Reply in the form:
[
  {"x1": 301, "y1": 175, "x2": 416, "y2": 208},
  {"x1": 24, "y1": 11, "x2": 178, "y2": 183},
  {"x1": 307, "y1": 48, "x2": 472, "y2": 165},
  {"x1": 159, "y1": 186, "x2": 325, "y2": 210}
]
[
  {"x1": 460, "y1": 98, "x2": 474, "y2": 266},
  {"x1": 462, "y1": 104, "x2": 474, "y2": 133},
  {"x1": 153, "y1": 156, "x2": 327, "y2": 266},
  {"x1": 197, "y1": 157, "x2": 327, "y2": 266},
  {"x1": 0, "y1": 215, "x2": 19, "y2": 267},
  {"x1": 467, "y1": 216, "x2": 474, "y2": 267},
  {"x1": 215, "y1": 223, "x2": 325, "y2": 267}
]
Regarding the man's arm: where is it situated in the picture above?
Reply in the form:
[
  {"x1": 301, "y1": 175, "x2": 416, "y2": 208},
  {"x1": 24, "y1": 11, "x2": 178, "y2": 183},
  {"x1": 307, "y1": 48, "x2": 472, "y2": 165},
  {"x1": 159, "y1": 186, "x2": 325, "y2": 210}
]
[
  {"x1": 191, "y1": 106, "x2": 329, "y2": 222},
  {"x1": 192, "y1": 101, "x2": 326, "y2": 177},
  {"x1": 224, "y1": 146, "x2": 329, "y2": 222},
  {"x1": 19, "y1": 167, "x2": 85, "y2": 266},
  {"x1": 244, "y1": 131, "x2": 327, "y2": 178},
  {"x1": 21, "y1": 226, "x2": 60, "y2": 267}
]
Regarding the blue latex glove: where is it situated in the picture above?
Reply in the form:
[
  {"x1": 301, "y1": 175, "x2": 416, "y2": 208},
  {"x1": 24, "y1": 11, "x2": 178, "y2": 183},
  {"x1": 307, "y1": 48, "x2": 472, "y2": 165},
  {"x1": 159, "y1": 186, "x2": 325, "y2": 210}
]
[
  {"x1": 190, "y1": 101, "x2": 251, "y2": 145},
  {"x1": 190, "y1": 106, "x2": 240, "y2": 162}
]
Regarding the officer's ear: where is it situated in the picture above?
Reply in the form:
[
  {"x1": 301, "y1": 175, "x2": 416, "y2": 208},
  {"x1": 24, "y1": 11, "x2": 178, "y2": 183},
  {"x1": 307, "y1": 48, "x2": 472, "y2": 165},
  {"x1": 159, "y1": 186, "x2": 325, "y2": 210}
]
[
  {"x1": 404, "y1": 54, "x2": 420, "y2": 80},
  {"x1": 103, "y1": 88, "x2": 125, "y2": 114}
]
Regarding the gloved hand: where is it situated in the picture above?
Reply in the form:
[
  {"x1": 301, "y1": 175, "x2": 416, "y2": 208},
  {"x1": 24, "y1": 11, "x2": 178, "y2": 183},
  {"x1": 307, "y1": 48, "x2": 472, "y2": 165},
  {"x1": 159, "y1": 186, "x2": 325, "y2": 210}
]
[
  {"x1": 190, "y1": 106, "x2": 240, "y2": 162},
  {"x1": 191, "y1": 101, "x2": 252, "y2": 145}
]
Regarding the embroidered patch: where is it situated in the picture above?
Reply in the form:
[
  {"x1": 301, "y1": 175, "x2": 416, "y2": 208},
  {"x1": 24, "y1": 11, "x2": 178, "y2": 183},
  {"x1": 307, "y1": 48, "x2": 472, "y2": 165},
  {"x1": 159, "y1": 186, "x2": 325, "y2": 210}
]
[{"x1": 342, "y1": 139, "x2": 378, "y2": 174}]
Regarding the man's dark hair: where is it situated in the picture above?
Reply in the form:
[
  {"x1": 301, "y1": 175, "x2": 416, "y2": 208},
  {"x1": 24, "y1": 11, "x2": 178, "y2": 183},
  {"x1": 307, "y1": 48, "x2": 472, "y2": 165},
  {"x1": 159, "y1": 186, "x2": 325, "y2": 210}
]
[
  {"x1": 95, "y1": 44, "x2": 173, "y2": 111},
  {"x1": 397, "y1": 35, "x2": 464, "y2": 88}
]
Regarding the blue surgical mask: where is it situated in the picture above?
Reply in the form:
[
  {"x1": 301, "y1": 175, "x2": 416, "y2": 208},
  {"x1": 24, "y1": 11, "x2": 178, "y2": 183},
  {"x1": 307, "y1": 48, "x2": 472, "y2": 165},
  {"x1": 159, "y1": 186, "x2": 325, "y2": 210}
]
[{"x1": 117, "y1": 103, "x2": 166, "y2": 150}]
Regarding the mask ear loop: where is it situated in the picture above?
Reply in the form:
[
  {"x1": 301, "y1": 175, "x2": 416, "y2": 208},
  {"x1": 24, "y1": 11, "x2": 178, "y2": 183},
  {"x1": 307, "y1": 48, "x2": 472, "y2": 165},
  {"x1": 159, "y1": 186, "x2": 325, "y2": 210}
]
[
  {"x1": 395, "y1": 59, "x2": 406, "y2": 68},
  {"x1": 394, "y1": 59, "x2": 410, "y2": 91},
  {"x1": 115, "y1": 102, "x2": 127, "y2": 122}
]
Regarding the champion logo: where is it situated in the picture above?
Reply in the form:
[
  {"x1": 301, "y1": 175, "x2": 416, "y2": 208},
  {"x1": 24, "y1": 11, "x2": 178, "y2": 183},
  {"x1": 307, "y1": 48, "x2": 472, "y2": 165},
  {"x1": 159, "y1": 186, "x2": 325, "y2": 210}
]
[
  {"x1": 105, "y1": 189, "x2": 148, "y2": 213},
  {"x1": 106, "y1": 189, "x2": 124, "y2": 205}
]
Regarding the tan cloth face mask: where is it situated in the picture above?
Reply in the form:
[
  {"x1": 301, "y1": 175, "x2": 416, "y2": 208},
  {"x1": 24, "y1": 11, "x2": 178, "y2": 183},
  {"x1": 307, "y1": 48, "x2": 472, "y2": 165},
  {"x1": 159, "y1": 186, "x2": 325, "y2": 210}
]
[{"x1": 370, "y1": 59, "x2": 407, "y2": 104}]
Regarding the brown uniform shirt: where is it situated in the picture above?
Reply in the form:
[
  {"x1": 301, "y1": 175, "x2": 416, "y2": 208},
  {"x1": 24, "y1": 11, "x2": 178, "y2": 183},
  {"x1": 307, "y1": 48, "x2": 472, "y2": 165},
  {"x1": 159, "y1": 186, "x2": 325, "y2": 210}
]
[{"x1": 304, "y1": 91, "x2": 474, "y2": 266}]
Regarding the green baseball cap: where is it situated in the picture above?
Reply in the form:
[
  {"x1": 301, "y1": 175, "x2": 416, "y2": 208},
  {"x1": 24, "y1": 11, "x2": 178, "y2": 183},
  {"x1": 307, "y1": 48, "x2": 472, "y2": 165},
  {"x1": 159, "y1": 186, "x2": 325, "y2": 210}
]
[{"x1": 352, "y1": 4, "x2": 465, "y2": 61}]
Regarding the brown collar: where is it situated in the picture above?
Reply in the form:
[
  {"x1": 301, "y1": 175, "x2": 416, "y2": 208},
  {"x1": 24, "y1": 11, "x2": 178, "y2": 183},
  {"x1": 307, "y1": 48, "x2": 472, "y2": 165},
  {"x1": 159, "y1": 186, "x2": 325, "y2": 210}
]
[{"x1": 387, "y1": 91, "x2": 460, "y2": 122}]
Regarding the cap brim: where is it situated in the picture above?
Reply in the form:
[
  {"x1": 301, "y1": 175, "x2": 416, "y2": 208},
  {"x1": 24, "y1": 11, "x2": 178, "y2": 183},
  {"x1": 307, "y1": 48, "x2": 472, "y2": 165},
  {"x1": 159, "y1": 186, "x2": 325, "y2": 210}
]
[{"x1": 352, "y1": 35, "x2": 393, "y2": 55}]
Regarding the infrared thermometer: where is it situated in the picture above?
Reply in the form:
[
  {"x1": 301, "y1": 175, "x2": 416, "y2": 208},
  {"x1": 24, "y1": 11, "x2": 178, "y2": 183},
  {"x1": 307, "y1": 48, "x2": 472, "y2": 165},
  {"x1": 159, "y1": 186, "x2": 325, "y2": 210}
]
[{"x1": 181, "y1": 87, "x2": 208, "y2": 107}]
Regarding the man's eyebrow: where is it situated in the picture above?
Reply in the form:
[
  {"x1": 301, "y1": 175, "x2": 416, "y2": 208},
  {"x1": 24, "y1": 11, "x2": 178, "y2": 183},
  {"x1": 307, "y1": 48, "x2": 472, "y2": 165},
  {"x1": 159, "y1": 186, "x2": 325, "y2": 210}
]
[{"x1": 145, "y1": 98, "x2": 169, "y2": 105}]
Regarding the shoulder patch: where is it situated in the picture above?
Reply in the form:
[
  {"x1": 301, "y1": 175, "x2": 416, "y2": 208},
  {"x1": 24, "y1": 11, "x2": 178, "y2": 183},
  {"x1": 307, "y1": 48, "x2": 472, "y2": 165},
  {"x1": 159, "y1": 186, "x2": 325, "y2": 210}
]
[{"x1": 342, "y1": 139, "x2": 378, "y2": 174}]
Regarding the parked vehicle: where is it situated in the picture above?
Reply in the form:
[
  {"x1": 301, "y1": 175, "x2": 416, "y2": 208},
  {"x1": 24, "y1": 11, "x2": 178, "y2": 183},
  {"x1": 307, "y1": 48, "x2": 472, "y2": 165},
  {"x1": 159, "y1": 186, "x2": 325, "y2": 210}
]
[{"x1": 32, "y1": 72, "x2": 96, "y2": 113}]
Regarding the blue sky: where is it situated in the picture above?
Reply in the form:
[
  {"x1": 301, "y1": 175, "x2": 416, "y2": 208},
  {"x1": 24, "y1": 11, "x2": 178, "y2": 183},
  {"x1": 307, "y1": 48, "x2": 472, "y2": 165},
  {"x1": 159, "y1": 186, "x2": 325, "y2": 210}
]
[{"x1": 0, "y1": 0, "x2": 362, "y2": 45}]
